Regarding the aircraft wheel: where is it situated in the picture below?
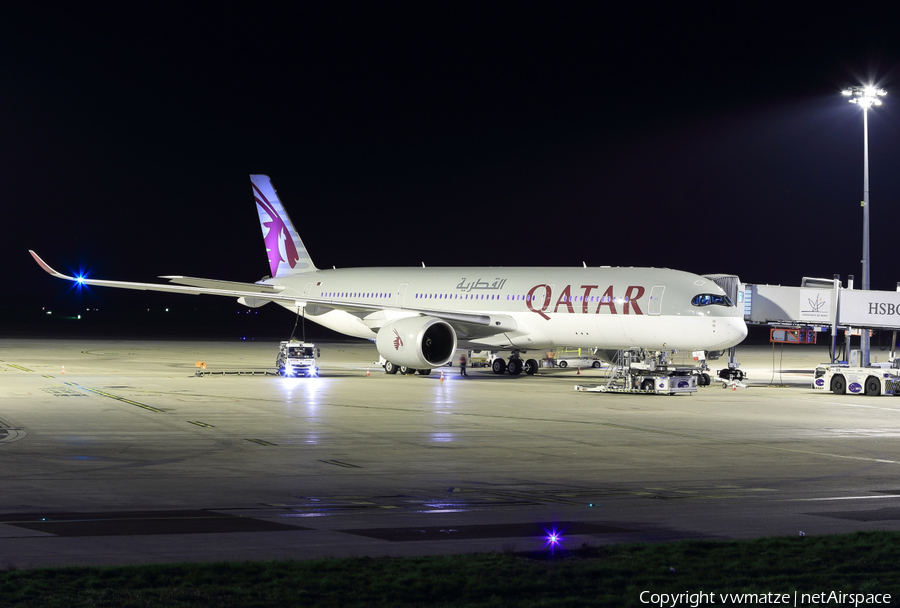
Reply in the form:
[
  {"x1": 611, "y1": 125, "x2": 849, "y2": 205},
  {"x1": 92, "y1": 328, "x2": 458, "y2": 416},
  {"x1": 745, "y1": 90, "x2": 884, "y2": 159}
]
[
  {"x1": 417, "y1": 369, "x2": 432, "y2": 376},
  {"x1": 492, "y1": 359, "x2": 507, "y2": 374},
  {"x1": 507, "y1": 358, "x2": 523, "y2": 375},
  {"x1": 384, "y1": 361, "x2": 399, "y2": 374},
  {"x1": 524, "y1": 359, "x2": 538, "y2": 375},
  {"x1": 865, "y1": 376, "x2": 881, "y2": 396},
  {"x1": 701, "y1": 373, "x2": 711, "y2": 386},
  {"x1": 399, "y1": 365, "x2": 415, "y2": 375},
  {"x1": 831, "y1": 375, "x2": 846, "y2": 395},
  {"x1": 592, "y1": 361, "x2": 601, "y2": 368},
  {"x1": 558, "y1": 360, "x2": 568, "y2": 368}
]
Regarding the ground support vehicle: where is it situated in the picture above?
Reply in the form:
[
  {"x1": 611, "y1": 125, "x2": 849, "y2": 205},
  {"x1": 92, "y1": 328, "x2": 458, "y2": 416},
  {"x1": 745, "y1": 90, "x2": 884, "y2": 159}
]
[
  {"x1": 377, "y1": 355, "x2": 433, "y2": 375},
  {"x1": 574, "y1": 348, "x2": 706, "y2": 395},
  {"x1": 552, "y1": 347, "x2": 602, "y2": 369},
  {"x1": 276, "y1": 341, "x2": 320, "y2": 377},
  {"x1": 468, "y1": 353, "x2": 491, "y2": 368},
  {"x1": 556, "y1": 357, "x2": 603, "y2": 369},
  {"x1": 813, "y1": 364, "x2": 900, "y2": 396}
]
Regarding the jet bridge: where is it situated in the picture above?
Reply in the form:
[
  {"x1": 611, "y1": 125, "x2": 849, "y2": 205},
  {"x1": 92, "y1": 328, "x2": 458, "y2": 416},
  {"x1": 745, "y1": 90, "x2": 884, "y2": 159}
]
[{"x1": 731, "y1": 274, "x2": 900, "y2": 365}]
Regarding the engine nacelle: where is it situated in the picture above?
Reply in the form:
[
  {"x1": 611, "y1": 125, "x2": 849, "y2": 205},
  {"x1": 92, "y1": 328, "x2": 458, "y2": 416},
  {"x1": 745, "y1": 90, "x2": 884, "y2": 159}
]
[
  {"x1": 376, "y1": 316, "x2": 457, "y2": 369},
  {"x1": 237, "y1": 296, "x2": 272, "y2": 308}
]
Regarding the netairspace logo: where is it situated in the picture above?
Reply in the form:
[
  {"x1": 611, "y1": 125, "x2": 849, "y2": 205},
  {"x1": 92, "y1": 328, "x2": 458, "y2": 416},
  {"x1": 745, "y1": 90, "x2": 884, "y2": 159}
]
[{"x1": 639, "y1": 590, "x2": 892, "y2": 606}]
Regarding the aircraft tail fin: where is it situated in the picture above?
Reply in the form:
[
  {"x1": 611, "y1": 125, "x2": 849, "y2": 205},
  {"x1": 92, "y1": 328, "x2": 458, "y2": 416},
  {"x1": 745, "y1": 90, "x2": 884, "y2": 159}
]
[{"x1": 251, "y1": 175, "x2": 318, "y2": 277}]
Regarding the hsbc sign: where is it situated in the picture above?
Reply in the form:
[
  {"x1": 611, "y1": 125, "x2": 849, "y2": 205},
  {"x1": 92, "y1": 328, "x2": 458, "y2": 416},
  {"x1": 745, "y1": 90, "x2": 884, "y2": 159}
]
[{"x1": 838, "y1": 290, "x2": 900, "y2": 328}]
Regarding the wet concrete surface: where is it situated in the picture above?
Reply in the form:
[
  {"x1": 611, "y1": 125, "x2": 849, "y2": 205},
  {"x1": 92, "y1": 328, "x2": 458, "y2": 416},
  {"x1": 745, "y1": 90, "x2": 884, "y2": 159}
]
[{"x1": 1, "y1": 338, "x2": 900, "y2": 568}]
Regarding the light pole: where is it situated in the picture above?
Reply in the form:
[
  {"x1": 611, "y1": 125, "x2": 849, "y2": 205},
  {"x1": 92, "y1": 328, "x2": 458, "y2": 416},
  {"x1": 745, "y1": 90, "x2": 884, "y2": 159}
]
[{"x1": 842, "y1": 85, "x2": 886, "y2": 366}]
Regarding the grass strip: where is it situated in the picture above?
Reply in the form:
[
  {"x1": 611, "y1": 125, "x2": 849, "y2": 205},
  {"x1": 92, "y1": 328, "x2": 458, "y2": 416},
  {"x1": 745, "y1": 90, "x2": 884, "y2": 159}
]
[{"x1": 1, "y1": 531, "x2": 898, "y2": 607}]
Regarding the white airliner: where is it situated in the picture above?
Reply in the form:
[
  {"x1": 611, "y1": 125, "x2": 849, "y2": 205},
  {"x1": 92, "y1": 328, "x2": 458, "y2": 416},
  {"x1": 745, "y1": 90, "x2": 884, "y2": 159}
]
[{"x1": 31, "y1": 175, "x2": 747, "y2": 375}]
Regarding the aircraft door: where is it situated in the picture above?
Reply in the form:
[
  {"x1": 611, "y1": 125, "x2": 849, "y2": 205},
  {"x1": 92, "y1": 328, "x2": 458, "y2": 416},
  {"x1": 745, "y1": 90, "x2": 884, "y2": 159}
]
[
  {"x1": 648, "y1": 285, "x2": 665, "y2": 315},
  {"x1": 397, "y1": 283, "x2": 409, "y2": 308}
]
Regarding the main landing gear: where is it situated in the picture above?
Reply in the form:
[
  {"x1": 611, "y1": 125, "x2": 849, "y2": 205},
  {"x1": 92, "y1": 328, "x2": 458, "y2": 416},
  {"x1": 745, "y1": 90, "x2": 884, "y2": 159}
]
[{"x1": 491, "y1": 354, "x2": 539, "y2": 376}]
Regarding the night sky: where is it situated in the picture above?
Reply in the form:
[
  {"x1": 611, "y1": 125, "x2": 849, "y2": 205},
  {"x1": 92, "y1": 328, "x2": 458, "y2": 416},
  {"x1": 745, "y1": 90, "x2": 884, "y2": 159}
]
[{"x1": 5, "y1": 5, "x2": 900, "y2": 337}]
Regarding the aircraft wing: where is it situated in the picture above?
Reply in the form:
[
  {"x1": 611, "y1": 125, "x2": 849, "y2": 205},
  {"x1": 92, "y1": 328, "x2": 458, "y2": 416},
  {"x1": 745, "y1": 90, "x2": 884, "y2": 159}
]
[
  {"x1": 159, "y1": 276, "x2": 284, "y2": 293},
  {"x1": 30, "y1": 251, "x2": 516, "y2": 338},
  {"x1": 29, "y1": 251, "x2": 297, "y2": 302}
]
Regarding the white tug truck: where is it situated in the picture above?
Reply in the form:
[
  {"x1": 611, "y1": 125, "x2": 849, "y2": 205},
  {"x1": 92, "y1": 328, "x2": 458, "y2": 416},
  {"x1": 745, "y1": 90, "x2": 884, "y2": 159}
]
[
  {"x1": 276, "y1": 341, "x2": 320, "y2": 377},
  {"x1": 813, "y1": 362, "x2": 900, "y2": 396}
]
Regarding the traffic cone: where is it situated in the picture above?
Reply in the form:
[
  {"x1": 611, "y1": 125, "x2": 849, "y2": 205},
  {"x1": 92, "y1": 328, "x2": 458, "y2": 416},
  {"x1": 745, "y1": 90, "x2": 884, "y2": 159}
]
[
  {"x1": 440, "y1": 370, "x2": 445, "y2": 381},
  {"x1": 732, "y1": 380, "x2": 737, "y2": 391},
  {"x1": 61, "y1": 365, "x2": 65, "y2": 375},
  {"x1": 576, "y1": 367, "x2": 581, "y2": 375},
  {"x1": 366, "y1": 367, "x2": 370, "y2": 377}
]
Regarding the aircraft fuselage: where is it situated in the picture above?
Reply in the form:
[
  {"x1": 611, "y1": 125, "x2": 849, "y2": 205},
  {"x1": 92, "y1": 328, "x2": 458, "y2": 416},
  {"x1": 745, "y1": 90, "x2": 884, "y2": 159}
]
[{"x1": 265, "y1": 265, "x2": 746, "y2": 352}]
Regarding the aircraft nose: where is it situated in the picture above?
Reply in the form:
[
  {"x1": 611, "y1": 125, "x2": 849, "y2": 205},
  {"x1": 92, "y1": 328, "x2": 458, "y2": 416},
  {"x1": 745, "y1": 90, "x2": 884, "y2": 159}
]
[{"x1": 722, "y1": 317, "x2": 748, "y2": 348}]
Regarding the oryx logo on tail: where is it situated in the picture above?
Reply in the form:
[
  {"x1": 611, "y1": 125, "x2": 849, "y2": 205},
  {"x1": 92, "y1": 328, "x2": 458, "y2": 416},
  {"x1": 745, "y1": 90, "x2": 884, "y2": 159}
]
[
  {"x1": 254, "y1": 183, "x2": 299, "y2": 277},
  {"x1": 251, "y1": 175, "x2": 317, "y2": 277}
]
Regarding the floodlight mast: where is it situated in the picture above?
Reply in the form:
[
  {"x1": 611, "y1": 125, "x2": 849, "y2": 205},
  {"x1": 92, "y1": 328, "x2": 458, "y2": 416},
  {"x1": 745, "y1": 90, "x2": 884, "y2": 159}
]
[{"x1": 842, "y1": 85, "x2": 886, "y2": 366}]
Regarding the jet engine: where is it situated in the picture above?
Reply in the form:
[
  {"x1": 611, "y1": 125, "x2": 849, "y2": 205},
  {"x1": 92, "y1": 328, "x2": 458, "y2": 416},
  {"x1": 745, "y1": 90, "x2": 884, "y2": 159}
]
[{"x1": 376, "y1": 316, "x2": 457, "y2": 369}]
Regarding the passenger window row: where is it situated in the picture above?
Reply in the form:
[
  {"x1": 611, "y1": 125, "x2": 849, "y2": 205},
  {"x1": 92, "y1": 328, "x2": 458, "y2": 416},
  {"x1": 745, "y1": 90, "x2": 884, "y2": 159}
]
[
  {"x1": 321, "y1": 292, "x2": 390, "y2": 299},
  {"x1": 317, "y1": 292, "x2": 627, "y2": 303}
]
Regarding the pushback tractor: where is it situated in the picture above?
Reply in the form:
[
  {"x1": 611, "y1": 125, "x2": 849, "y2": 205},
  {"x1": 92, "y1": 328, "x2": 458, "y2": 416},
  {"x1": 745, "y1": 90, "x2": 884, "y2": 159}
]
[{"x1": 813, "y1": 363, "x2": 900, "y2": 396}]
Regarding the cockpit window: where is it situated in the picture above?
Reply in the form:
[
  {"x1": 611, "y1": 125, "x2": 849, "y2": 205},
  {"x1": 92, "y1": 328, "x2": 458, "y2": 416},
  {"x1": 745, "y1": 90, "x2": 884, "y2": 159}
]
[{"x1": 691, "y1": 293, "x2": 734, "y2": 307}]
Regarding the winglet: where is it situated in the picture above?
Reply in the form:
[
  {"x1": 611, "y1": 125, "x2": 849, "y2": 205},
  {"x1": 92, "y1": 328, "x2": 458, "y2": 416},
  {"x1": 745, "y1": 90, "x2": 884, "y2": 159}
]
[{"x1": 29, "y1": 250, "x2": 73, "y2": 280}]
